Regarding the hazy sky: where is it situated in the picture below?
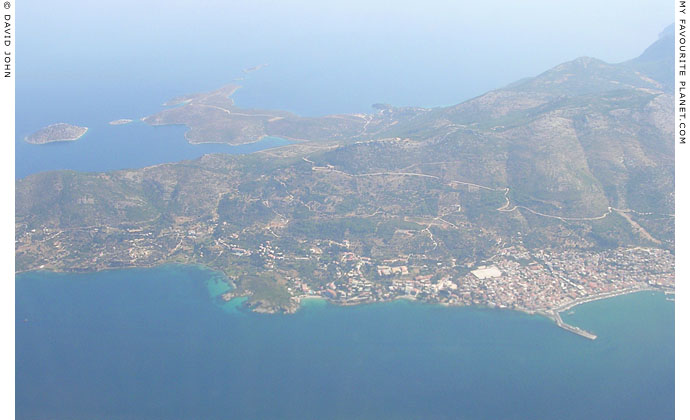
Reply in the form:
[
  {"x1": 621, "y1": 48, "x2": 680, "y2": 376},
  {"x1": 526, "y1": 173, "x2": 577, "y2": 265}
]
[{"x1": 19, "y1": 0, "x2": 673, "y2": 113}]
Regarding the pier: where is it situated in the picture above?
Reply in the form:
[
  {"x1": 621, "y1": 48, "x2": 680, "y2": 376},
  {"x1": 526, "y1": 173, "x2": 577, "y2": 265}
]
[
  {"x1": 550, "y1": 310, "x2": 597, "y2": 340},
  {"x1": 542, "y1": 287, "x2": 660, "y2": 340}
]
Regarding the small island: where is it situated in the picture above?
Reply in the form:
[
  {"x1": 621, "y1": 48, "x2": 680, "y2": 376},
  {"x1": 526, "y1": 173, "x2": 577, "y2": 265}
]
[
  {"x1": 243, "y1": 63, "x2": 268, "y2": 74},
  {"x1": 109, "y1": 119, "x2": 133, "y2": 126},
  {"x1": 25, "y1": 123, "x2": 88, "y2": 144}
]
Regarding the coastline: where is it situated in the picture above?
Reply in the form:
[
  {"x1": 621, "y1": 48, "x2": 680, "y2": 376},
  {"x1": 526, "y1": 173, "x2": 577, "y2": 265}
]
[
  {"x1": 553, "y1": 286, "x2": 658, "y2": 313},
  {"x1": 291, "y1": 287, "x2": 670, "y2": 342},
  {"x1": 15, "y1": 261, "x2": 229, "y2": 282},
  {"x1": 299, "y1": 295, "x2": 327, "y2": 302},
  {"x1": 16, "y1": 264, "x2": 671, "y2": 339},
  {"x1": 292, "y1": 286, "x2": 671, "y2": 341},
  {"x1": 184, "y1": 133, "x2": 298, "y2": 147},
  {"x1": 137, "y1": 120, "x2": 299, "y2": 148},
  {"x1": 536, "y1": 286, "x2": 666, "y2": 340},
  {"x1": 16, "y1": 261, "x2": 674, "y2": 420}
]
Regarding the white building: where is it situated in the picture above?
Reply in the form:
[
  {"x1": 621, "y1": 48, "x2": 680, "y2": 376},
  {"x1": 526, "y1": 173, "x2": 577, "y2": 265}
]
[{"x1": 471, "y1": 265, "x2": 502, "y2": 280}]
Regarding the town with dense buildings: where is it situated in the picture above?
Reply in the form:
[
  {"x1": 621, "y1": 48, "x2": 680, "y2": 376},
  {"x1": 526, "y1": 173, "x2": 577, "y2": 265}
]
[
  {"x1": 17, "y1": 210, "x2": 673, "y2": 340},
  {"x1": 250, "y1": 240, "x2": 673, "y2": 314}
]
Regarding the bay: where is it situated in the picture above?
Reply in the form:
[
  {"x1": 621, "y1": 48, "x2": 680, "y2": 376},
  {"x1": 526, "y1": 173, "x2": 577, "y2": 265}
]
[{"x1": 14, "y1": 77, "x2": 291, "y2": 179}]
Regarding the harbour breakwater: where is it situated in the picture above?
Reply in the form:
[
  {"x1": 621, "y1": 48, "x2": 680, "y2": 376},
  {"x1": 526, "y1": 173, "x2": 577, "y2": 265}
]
[
  {"x1": 550, "y1": 310, "x2": 597, "y2": 340},
  {"x1": 539, "y1": 286, "x2": 664, "y2": 340}
]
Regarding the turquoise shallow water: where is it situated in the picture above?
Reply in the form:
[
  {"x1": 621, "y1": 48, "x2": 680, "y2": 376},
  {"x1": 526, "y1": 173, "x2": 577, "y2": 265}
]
[{"x1": 15, "y1": 266, "x2": 674, "y2": 420}]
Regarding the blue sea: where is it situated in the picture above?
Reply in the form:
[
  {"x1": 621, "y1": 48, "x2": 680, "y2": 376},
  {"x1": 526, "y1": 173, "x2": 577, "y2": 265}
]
[{"x1": 16, "y1": 266, "x2": 674, "y2": 420}]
